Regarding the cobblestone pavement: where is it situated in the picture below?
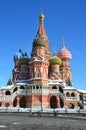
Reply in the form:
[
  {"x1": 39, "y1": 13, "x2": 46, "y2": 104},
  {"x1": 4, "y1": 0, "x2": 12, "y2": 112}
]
[{"x1": 0, "y1": 113, "x2": 86, "y2": 130}]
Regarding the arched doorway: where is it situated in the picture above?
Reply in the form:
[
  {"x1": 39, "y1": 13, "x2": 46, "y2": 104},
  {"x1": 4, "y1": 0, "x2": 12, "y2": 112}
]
[
  {"x1": 50, "y1": 96, "x2": 57, "y2": 108},
  {"x1": 20, "y1": 96, "x2": 26, "y2": 108},
  {"x1": 13, "y1": 97, "x2": 17, "y2": 107}
]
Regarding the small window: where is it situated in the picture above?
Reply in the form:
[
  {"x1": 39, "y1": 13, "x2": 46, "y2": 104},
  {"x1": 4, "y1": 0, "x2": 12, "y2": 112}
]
[
  {"x1": 38, "y1": 73, "x2": 40, "y2": 77},
  {"x1": 33, "y1": 86, "x2": 35, "y2": 89},
  {"x1": 40, "y1": 86, "x2": 42, "y2": 89},
  {"x1": 52, "y1": 86, "x2": 57, "y2": 89},
  {"x1": 66, "y1": 92, "x2": 70, "y2": 97},
  {"x1": 20, "y1": 86, "x2": 25, "y2": 89},
  {"x1": 71, "y1": 92, "x2": 75, "y2": 97},
  {"x1": 36, "y1": 86, "x2": 39, "y2": 89},
  {"x1": 79, "y1": 95, "x2": 83, "y2": 100},
  {"x1": 5, "y1": 91, "x2": 11, "y2": 95}
]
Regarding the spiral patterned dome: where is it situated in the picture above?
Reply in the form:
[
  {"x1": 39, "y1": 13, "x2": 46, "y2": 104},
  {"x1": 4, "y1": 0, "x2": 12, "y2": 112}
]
[
  {"x1": 57, "y1": 46, "x2": 72, "y2": 60},
  {"x1": 33, "y1": 35, "x2": 46, "y2": 48}
]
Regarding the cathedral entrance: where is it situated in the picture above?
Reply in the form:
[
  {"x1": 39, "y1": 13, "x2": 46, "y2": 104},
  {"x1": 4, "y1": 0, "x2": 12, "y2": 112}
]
[
  {"x1": 50, "y1": 96, "x2": 57, "y2": 108},
  {"x1": 20, "y1": 96, "x2": 26, "y2": 108},
  {"x1": 13, "y1": 97, "x2": 17, "y2": 107}
]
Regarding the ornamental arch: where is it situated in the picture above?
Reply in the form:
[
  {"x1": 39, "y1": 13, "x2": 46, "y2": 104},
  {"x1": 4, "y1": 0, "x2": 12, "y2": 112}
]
[
  {"x1": 13, "y1": 97, "x2": 17, "y2": 107},
  {"x1": 5, "y1": 91, "x2": 11, "y2": 95},
  {"x1": 50, "y1": 96, "x2": 57, "y2": 108},
  {"x1": 19, "y1": 96, "x2": 26, "y2": 108}
]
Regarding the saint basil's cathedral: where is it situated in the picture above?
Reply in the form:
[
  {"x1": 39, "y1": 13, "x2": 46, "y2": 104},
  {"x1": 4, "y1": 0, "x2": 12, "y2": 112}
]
[{"x1": 0, "y1": 13, "x2": 86, "y2": 109}]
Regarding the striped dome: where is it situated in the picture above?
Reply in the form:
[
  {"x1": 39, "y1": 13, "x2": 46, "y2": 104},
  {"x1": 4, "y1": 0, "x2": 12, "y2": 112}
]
[{"x1": 57, "y1": 46, "x2": 72, "y2": 60}]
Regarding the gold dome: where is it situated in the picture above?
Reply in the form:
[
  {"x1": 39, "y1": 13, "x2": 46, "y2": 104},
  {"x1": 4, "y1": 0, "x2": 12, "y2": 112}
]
[{"x1": 39, "y1": 14, "x2": 45, "y2": 19}]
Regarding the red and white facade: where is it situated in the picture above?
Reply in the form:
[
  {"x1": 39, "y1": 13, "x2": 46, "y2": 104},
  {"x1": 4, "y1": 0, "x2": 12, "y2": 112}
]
[{"x1": 0, "y1": 13, "x2": 86, "y2": 109}]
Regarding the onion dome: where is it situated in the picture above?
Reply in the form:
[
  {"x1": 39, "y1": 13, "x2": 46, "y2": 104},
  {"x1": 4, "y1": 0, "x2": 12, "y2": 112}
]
[
  {"x1": 13, "y1": 49, "x2": 30, "y2": 65},
  {"x1": 14, "y1": 49, "x2": 23, "y2": 62},
  {"x1": 49, "y1": 56, "x2": 62, "y2": 65},
  {"x1": 57, "y1": 42, "x2": 72, "y2": 60},
  {"x1": 33, "y1": 35, "x2": 46, "y2": 48},
  {"x1": 18, "y1": 58, "x2": 30, "y2": 65},
  {"x1": 18, "y1": 52, "x2": 30, "y2": 65}
]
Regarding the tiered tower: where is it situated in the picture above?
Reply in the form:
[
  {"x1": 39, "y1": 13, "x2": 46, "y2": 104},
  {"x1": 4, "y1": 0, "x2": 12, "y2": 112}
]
[
  {"x1": 31, "y1": 14, "x2": 51, "y2": 60},
  {"x1": 28, "y1": 13, "x2": 51, "y2": 108},
  {"x1": 13, "y1": 49, "x2": 30, "y2": 83},
  {"x1": 29, "y1": 13, "x2": 51, "y2": 85},
  {"x1": 57, "y1": 41, "x2": 72, "y2": 85}
]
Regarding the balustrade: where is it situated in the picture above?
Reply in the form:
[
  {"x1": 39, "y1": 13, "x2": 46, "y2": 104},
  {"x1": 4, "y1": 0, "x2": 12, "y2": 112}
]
[{"x1": 65, "y1": 97, "x2": 77, "y2": 100}]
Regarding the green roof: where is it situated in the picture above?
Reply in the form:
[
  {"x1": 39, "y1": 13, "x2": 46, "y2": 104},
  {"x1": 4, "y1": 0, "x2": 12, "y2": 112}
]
[
  {"x1": 19, "y1": 58, "x2": 30, "y2": 65},
  {"x1": 49, "y1": 56, "x2": 62, "y2": 65}
]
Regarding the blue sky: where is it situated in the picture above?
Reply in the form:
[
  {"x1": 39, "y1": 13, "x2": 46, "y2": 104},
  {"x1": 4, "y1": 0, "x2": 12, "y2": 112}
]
[{"x1": 0, "y1": 0, "x2": 86, "y2": 90}]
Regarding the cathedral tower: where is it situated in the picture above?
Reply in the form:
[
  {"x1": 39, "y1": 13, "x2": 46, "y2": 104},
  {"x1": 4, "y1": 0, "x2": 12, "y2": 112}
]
[
  {"x1": 31, "y1": 13, "x2": 51, "y2": 60},
  {"x1": 29, "y1": 13, "x2": 51, "y2": 85},
  {"x1": 57, "y1": 41, "x2": 72, "y2": 85}
]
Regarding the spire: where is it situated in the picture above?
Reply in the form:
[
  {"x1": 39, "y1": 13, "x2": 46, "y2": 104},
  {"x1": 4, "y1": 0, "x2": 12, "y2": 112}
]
[
  {"x1": 53, "y1": 47, "x2": 57, "y2": 56},
  {"x1": 37, "y1": 12, "x2": 46, "y2": 35},
  {"x1": 62, "y1": 37, "x2": 65, "y2": 48}
]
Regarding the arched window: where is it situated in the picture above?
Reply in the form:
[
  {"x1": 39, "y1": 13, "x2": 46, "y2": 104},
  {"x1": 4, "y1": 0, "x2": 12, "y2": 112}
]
[
  {"x1": 5, "y1": 103, "x2": 10, "y2": 107},
  {"x1": 79, "y1": 95, "x2": 83, "y2": 101},
  {"x1": 33, "y1": 86, "x2": 35, "y2": 89},
  {"x1": 52, "y1": 86, "x2": 57, "y2": 89},
  {"x1": 38, "y1": 73, "x2": 40, "y2": 77},
  {"x1": 13, "y1": 87, "x2": 18, "y2": 93},
  {"x1": 20, "y1": 86, "x2": 25, "y2": 89},
  {"x1": 40, "y1": 86, "x2": 42, "y2": 89},
  {"x1": 5, "y1": 91, "x2": 11, "y2": 95},
  {"x1": 36, "y1": 86, "x2": 39, "y2": 89},
  {"x1": 71, "y1": 92, "x2": 75, "y2": 97},
  {"x1": 59, "y1": 86, "x2": 63, "y2": 93},
  {"x1": 66, "y1": 92, "x2": 70, "y2": 97}
]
